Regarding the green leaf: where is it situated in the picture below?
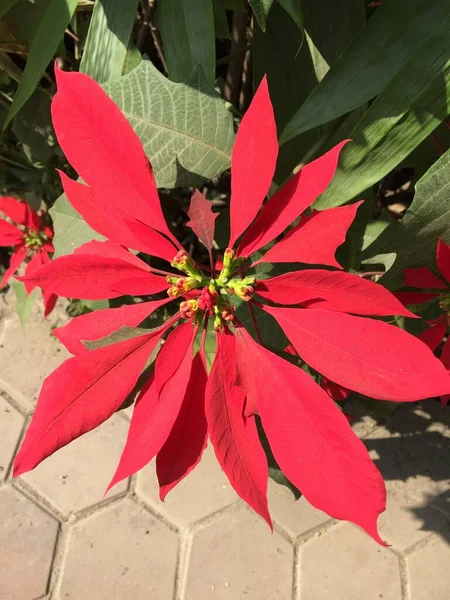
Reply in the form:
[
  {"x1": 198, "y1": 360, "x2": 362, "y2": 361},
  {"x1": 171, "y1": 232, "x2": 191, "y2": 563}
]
[
  {"x1": 249, "y1": 0, "x2": 274, "y2": 31},
  {"x1": 104, "y1": 59, "x2": 235, "y2": 189},
  {"x1": 10, "y1": 279, "x2": 38, "y2": 329},
  {"x1": 277, "y1": 0, "x2": 303, "y2": 29},
  {"x1": 12, "y1": 88, "x2": 54, "y2": 164},
  {"x1": 157, "y1": 0, "x2": 215, "y2": 86},
  {"x1": 79, "y1": 0, "x2": 138, "y2": 83},
  {"x1": 315, "y1": 15, "x2": 450, "y2": 210},
  {"x1": 0, "y1": 0, "x2": 20, "y2": 20},
  {"x1": 4, "y1": 0, "x2": 78, "y2": 128},
  {"x1": 281, "y1": 0, "x2": 450, "y2": 142},
  {"x1": 83, "y1": 326, "x2": 154, "y2": 350},
  {"x1": 49, "y1": 192, "x2": 104, "y2": 258},
  {"x1": 363, "y1": 148, "x2": 450, "y2": 289},
  {"x1": 122, "y1": 41, "x2": 142, "y2": 76},
  {"x1": 212, "y1": 0, "x2": 230, "y2": 39}
]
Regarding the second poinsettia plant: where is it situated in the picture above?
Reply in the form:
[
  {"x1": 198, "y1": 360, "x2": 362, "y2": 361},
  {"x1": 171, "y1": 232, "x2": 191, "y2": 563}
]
[{"x1": 13, "y1": 66, "x2": 450, "y2": 545}]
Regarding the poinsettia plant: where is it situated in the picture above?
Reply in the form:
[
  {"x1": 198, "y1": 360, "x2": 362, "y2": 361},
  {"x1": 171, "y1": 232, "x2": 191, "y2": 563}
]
[
  {"x1": 12, "y1": 67, "x2": 450, "y2": 545},
  {"x1": 0, "y1": 197, "x2": 58, "y2": 316}
]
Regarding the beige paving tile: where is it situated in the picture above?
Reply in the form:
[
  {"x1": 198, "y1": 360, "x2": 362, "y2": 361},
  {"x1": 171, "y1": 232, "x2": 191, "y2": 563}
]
[
  {"x1": 59, "y1": 499, "x2": 178, "y2": 600},
  {"x1": 22, "y1": 415, "x2": 129, "y2": 516},
  {"x1": 0, "y1": 311, "x2": 70, "y2": 409},
  {"x1": 299, "y1": 523, "x2": 402, "y2": 600},
  {"x1": 185, "y1": 506, "x2": 293, "y2": 600},
  {"x1": 268, "y1": 479, "x2": 333, "y2": 539},
  {"x1": 408, "y1": 537, "x2": 450, "y2": 600},
  {"x1": 0, "y1": 392, "x2": 24, "y2": 482},
  {"x1": 136, "y1": 445, "x2": 237, "y2": 527},
  {"x1": 0, "y1": 487, "x2": 59, "y2": 600}
]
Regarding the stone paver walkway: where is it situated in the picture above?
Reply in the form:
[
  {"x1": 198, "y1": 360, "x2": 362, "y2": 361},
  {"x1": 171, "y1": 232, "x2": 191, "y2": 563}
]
[{"x1": 1, "y1": 293, "x2": 450, "y2": 600}]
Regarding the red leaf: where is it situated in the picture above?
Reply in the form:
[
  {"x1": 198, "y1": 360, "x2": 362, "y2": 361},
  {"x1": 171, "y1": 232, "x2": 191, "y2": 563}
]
[
  {"x1": 53, "y1": 297, "x2": 174, "y2": 355},
  {"x1": 228, "y1": 76, "x2": 278, "y2": 249},
  {"x1": 72, "y1": 239, "x2": 150, "y2": 267},
  {"x1": 263, "y1": 305, "x2": 450, "y2": 401},
  {"x1": 418, "y1": 317, "x2": 447, "y2": 352},
  {"x1": 255, "y1": 202, "x2": 362, "y2": 268},
  {"x1": 0, "y1": 196, "x2": 30, "y2": 225},
  {"x1": 107, "y1": 322, "x2": 195, "y2": 492},
  {"x1": 437, "y1": 239, "x2": 450, "y2": 283},
  {"x1": 13, "y1": 329, "x2": 166, "y2": 476},
  {"x1": 403, "y1": 267, "x2": 446, "y2": 289},
  {"x1": 237, "y1": 140, "x2": 349, "y2": 257},
  {"x1": 157, "y1": 351, "x2": 208, "y2": 499},
  {"x1": 0, "y1": 219, "x2": 23, "y2": 246},
  {"x1": 0, "y1": 244, "x2": 27, "y2": 287},
  {"x1": 52, "y1": 67, "x2": 174, "y2": 242},
  {"x1": 20, "y1": 253, "x2": 168, "y2": 300},
  {"x1": 440, "y1": 338, "x2": 450, "y2": 406},
  {"x1": 206, "y1": 329, "x2": 272, "y2": 527},
  {"x1": 186, "y1": 189, "x2": 218, "y2": 251},
  {"x1": 234, "y1": 326, "x2": 386, "y2": 544},
  {"x1": 394, "y1": 291, "x2": 440, "y2": 305},
  {"x1": 256, "y1": 269, "x2": 416, "y2": 318},
  {"x1": 59, "y1": 172, "x2": 177, "y2": 261},
  {"x1": 43, "y1": 290, "x2": 58, "y2": 318}
]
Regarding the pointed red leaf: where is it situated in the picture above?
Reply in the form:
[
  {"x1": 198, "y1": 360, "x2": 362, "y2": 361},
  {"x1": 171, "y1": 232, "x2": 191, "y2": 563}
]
[
  {"x1": 440, "y1": 337, "x2": 450, "y2": 406},
  {"x1": 234, "y1": 326, "x2": 386, "y2": 544},
  {"x1": 54, "y1": 297, "x2": 174, "y2": 355},
  {"x1": 237, "y1": 140, "x2": 350, "y2": 257},
  {"x1": 228, "y1": 76, "x2": 278, "y2": 249},
  {"x1": 186, "y1": 189, "x2": 218, "y2": 251},
  {"x1": 403, "y1": 267, "x2": 446, "y2": 289},
  {"x1": 256, "y1": 202, "x2": 362, "y2": 268},
  {"x1": 256, "y1": 269, "x2": 416, "y2": 317},
  {"x1": 394, "y1": 291, "x2": 440, "y2": 305},
  {"x1": 418, "y1": 316, "x2": 447, "y2": 352},
  {"x1": 0, "y1": 219, "x2": 24, "y2": 246},
  {"x1": 263, "y1": 305, "x2": 450, "y2": 401},
  {"x1": 157, "y1": 351, "x2": 208, "y2": 499},
  {"x1": 43, "y1": 290, "x2": 58, "y2": 318},
  {"x1": 13, "y1": 329, "x2": 166, "y2": 477},
  {"x1": 72, "y1": 239, "x2": 149, "y2": 267},
  {"x1": 437, "y1": 239, "x2": 450, "y2": 283},
  {"x1": 20, "y1": 253, "x2": 168, "y2": 300},
  {"x1": 23, "y1": 249, "x2": 47, "y2": 293},
  {"x1": 107, "y1": 322, "x2": 195, "y2": 492},
  {"x1": 59, "y1": 172, "x2": 177, "y2": 261},
  {"x1": 0, "y1": 244, "x2": 27, "y2": 287},
  {"x1": 206, "y1": 329, "x2": 271, "y2": 527},
  {"x1": 52, "y1": 67, "x2": 174, "y2": 242},
  {"x1": 0, "y1": 196, "x2": 30, "y2": 225}
]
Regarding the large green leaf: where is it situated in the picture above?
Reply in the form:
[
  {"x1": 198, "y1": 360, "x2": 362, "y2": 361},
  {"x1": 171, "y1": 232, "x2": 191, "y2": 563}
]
[
  {"x1": 249, "y1": 0, "x2": 274, "y2": 31},
  {"x1": 281, "y1": 0, "x2": 450, "y2": 142},
  {"x1": 4, "y1": 0, "x2": 78, "y2": 128},
  {"x1": 0, "y1": 0, "x2": 20, "y2": 20},
  {"x1": 363, "y1": 149, "x2": 450, "y2": 289},
  {"x1": 49, "y1": 193, "x2": 104, "y2": 258},
  {"x1": 315, "y1": 15, "x2": 450, "y2": 210},
  {"x1": 79, "y1": 0, "x2": 138, "y2": 83},
  {"x1": 104, "y1": 59, "x2": 235, "y2": 189},
  {"x1": 156, "y1": 0, "x2": 215, "y2": 86}
]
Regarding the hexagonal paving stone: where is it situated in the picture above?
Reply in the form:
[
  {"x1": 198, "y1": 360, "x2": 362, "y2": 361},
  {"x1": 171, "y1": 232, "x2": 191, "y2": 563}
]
[
  {"x1": 408, "y1": 537, "x2": 450, "y2": 599},
  {"x1": 0, "y1": 487, "x2": 59, "y2": 600},
  {"x1": 22, "y1": 415, "x2": 129, "y2": 516},
  {"x1": 0, "y1": 309, "x2": 70, "y2": 409},
  {"x1": 268, "y1": 479, "x2": 333, "y2": 539},
  {"x1": 185, "y1": 506, "x2": 293, "y2": 599},
  {"x1": 60, "y1": 499, "x2": 178, "y2": 600},
  {"x1": 0, "y1": 392, "x2": 24, "y2": 482},
  {"x1": 299, "y1": 523, "x2": 402, "y2": 600},
  {"x1": 136, "y1": 445, "x2": 237, "y2": 527},
  {"x1": 364, "y1": 401, "x2": 450, "y2": 550}
]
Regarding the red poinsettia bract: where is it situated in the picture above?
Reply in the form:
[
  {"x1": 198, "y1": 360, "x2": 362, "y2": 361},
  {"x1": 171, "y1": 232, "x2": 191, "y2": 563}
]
[
  {"x1": 0, "y1": 197, "x2": 57, "y2": 316},
  {"x1": 396, "y1": 239, "x2": 450, "y2": 405},
  {"x1": 13, "y1": 66, "x2": 450, "y2": 545}
]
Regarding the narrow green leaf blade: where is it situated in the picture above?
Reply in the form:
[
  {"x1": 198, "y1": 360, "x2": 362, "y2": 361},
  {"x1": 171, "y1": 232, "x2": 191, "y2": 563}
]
[
  {"x1": 0, "y1": 0, "x2": 20, "y2": 20},
  {"x1": 103, "y1": 60, "x2": 235, "y2": 189},
  {"x1": 281, "y1": 0, "x2": 450, "y2": 142},
  {"x1": 212, "y1": 0, "x2": 230, "y2": 39},
  {"x1": 157, "y1": 0, "x2": 215, "y2": 86},
  {"x1": 10, "y1": 279, "x2": 38, "y2": 329},
  {"x1": 4, "y1": 0, "x2": 78, "y2": 127},
  {"x1": 80, "y1": 0, "x2": 138, "y2": 83},
  {"x1": 277, "y1": 0, "x2": 303, "y2": 29},
  {"x1": 249, "y1": 0, "x2": 274, "y2": 31},
  {"x1": 315, "y1": 16, "x2": 450, "y2": 210}
]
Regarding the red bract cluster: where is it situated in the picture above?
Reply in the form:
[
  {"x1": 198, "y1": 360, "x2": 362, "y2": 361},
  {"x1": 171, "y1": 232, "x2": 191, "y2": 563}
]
[
  {"x1": 13, "y1": 66, "x2": 450, "y2": 545},
  {"x1": 396, "y1": 239, "x2": 450, "y2": 405},
  {"x1": 0, "y1": 197, "x2": 57, "y2": 316}
]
